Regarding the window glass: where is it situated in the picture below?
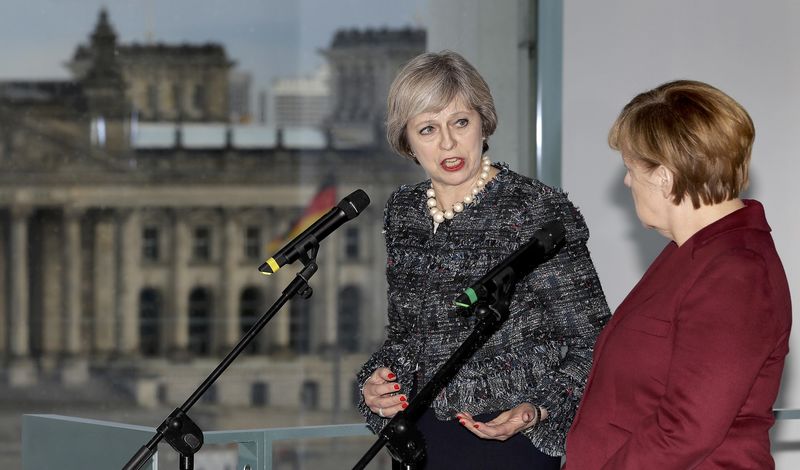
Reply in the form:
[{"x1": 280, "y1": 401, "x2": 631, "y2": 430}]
[{"x1": 0, "y1": 2, "x2": 537, "y2": 468}]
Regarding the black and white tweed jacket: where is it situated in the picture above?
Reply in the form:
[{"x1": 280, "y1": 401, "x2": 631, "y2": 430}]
[{"x1": 356, "y1": 165, "x2": 610, "y2": 456}]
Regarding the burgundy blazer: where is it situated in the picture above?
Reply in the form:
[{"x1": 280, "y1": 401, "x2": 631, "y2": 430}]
[{"x1": 565, "y1": 200, "x2": 792, "y2": 469}]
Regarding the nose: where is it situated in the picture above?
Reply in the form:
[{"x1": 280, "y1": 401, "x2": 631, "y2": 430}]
[{"x1": 439, "y1": 127, "x2": 455, "y2": 151}]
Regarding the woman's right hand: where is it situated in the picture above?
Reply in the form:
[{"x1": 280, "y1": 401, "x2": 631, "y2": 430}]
[{"x1": 362, "y1": 367, "x2": 407, "y2": 419}]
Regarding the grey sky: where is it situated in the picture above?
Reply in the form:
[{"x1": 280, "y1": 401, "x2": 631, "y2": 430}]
[{"x1": 0, "y1": 0, "x2": 428, "y2": 94}]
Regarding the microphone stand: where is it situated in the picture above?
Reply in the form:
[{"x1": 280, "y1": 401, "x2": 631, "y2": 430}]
[
  {"x1": 352, "y1": 267, "x2": 517, "y2": 470},
  {"x1": 122, "y1": 246, "x2": 321, "y2": 470}
]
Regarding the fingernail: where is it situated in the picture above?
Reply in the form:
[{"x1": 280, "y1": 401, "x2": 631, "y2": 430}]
[
  {"x1": 474, "y1": 424, "x2": 480, "y2": 429},
  {"x1": 399, "y1": 395, "x2": 407, "y2": 402},
  {"x1": 393, "y1": 384, "x2": 400, "y2": 391},
  {"x1": 458, "y1": 419, "x2": 465, "y2": 426},
  {"x1": 387, "y1": 373, "x2": 396, "y2": 379},
  {"x1": 401, "y1": 403, "x2": 408, "y2": 409}
]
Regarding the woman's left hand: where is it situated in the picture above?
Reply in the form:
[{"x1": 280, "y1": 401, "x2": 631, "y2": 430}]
[{"x1": 456, "y1": 402, "x2": 546, "y2": 441}]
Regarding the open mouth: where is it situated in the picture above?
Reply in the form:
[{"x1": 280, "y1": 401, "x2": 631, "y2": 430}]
[{"x1": 441, "y1": 157, "x2": 465, "y2": 172}]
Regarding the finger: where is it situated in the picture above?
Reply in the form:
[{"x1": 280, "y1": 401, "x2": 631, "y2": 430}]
[
  {"x1": 379, "y1": 400, "x2": 409, "y2": 419},
  {"x1": 375, "y1": 393, "x2": 407, "y2": 410},
  {"x1": 457, "y1": 416, "x2": 501, "y2": 440},
  {"x1": 373, "y1": 367, "x2": 397, "y2": 383},
  {"x1": 368, "y1": 393, "x2": 407, "y2": 414}
]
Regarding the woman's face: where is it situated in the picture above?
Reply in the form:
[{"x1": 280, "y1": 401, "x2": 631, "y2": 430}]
[
  {"x1": 622, "y1": 152, "x2": 672, "y2": 235},
  {"x1": 405, "y1": 96, "x2": 484, "y2": 193}
]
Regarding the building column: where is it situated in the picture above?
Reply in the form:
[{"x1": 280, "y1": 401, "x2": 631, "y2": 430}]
[
  {"x1": 62, "y1": 207, "x2": 83, "y2": 355},
  {"x1": 268, "y1": 208, "x2": 290, "y2": 353},
  {"x1": 93, "y1": 215, "x2": 117, "y2": 355},
  {"x1": 220, "y1": 209, "x2": 240, "y2": 353},
  {"x1": 59, "y1": 207, "x2": 89, "y2": 385},
  {"x1": 8, "y1": 205, "x2": 35, "y2": 385},
  {"x1": 118, "y1": 209, "x2": 141, "y2": 355},
  {"x1": 0, "y1": 210, "x2": 6, "y2": 356},
  {"x1": 170, "y1": 210, "x2": 190, "y2": 355},
  {"x1": 323, "y1": 233, "x2": 338, "y2": 349}
]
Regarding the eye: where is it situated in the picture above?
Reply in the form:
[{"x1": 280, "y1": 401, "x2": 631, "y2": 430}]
[
  {"x1": 454, "y1": 118, "x2": 469, "y2": 127},
  {"x1": 419, "y1": 125, "x2": 434, "y2": 135}
]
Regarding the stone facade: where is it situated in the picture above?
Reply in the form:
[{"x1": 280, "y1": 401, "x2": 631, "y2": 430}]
[{"x1": 0, "y1": 9, "x2": 425, "y2": 411}]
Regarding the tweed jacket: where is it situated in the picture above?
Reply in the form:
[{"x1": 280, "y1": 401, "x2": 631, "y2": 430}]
[{"x1": 356, "y1": 165, "x2": 610, "y2": 456}]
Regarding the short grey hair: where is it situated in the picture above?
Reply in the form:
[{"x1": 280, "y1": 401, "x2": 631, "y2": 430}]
[{"x1": 386, "y1": 50, "x2": 498, "y2": 161}]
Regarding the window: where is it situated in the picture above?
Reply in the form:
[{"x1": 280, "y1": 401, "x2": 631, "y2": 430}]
[
  {"x1": 289, "y1": 298, "x2": 311, "y2": 354},
  {"x1": 139, "y1": 288, "x2": 162, "y2": 356},
  {"x1": 193, "y1": 226, "x2": 212, "y2": 261},
  {"x1": 244, "y1": 225, "x2": 261, "y2": 260},
  {"x1": 251, "y1": 382, "x2": 269, "y2": 407},
  {"x1": 172, "y1": 83, "x2": 183, "y2": 118},
  {"x1": 300, "y1": 380, "x2": 319, "y2": 410},
  {"x1": 193, "y1": 84, "x2": 206, "y2": 113},
  {"x1": 147, "y1": 83, "x2": 159, "y2": 118},
  {"x1": 188, "y1": 287, "x2": 213, "y2": 355},
  {"x1": 338, "y1": 285, "x2": 360, "y2": 353},
  {"x1": 344, "y1": 226, "x2": 360, "y2": 259},
  {"x1": 240, "y1": 287, "x2": 263, "y2": 354},
  {"x1": 142, "y1": 226, "x2": 160, "y2": 261}
]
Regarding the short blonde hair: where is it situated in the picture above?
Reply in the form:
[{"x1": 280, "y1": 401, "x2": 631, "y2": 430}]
[
  {"x1": 609, "y1": 80, "x2": 754, "y2": 208},
  {"x1": 386, "y1": 50, "x2": 497, "y2": 161}
]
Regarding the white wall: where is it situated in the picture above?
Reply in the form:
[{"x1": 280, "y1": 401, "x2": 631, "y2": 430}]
[
  {"x1": 563, "y1": 0, "x2": 800, "y2": 466},
  {"x1": 424, "y1": 0, "x2": 536, "y2": 176}
]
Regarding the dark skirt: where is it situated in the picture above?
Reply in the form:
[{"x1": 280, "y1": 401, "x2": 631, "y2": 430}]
[{"x1": 413, "y1": 407, "x2": 561, "y2": 470}]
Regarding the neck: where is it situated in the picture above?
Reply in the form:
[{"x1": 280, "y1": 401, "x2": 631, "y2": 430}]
[
  {"x1": 431, "y1": 165, "x2": 499, "y2": 209},
  {"x1": 668, "y1": 198, "x2": 745, "y2": 246}
]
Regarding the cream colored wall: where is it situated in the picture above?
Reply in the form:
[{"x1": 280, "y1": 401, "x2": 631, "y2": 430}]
[{"x1": 562, "y1": 0, "x2": 800, "y2": 466}]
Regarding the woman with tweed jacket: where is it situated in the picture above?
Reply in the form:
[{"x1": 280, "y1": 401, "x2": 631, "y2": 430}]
[{"x1": 357, "y1": 50, "x2": 611, "y2": 469}]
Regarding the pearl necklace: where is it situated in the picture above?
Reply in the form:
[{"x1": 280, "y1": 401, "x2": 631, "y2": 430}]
[{"x1": 427, "y1": 156, "x2": 492, "y2": 224}]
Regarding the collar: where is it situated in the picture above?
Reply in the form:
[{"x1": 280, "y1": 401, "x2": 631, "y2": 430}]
[{"x1": 683, "y1": 199, "x2": 771, "y2": 256}]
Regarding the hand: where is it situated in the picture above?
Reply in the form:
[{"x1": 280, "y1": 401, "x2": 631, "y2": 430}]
[
  {"x1": 362, "y1": 367, "x2": 408, "y2": 419},
  {"x1": 456, "y1": 403, "x2": 547, "y2": 441}
]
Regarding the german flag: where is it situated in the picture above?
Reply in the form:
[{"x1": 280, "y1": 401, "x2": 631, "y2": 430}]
[{"x1": 265, "y1": 181, "x2": 337, "y2": 257}]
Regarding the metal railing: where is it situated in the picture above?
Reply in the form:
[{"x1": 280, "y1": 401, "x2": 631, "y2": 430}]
[{"x1": 22, "y1": 411, "x2": 800, "y2": 470}]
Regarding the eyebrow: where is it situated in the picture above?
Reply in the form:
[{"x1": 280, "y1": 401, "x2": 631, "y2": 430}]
[{"x1": 411, "y1": 110, "x2": 472, "y2": 126}]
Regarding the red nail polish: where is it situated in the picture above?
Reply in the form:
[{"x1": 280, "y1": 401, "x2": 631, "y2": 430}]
[
  {"x1": 402, "y1": 403, "x2": 408, "y2": 409},
  {"x1": 474, "y1": 424, "x2": 480, "y2": 429},
  {"x1": 399, "y1": 396, "x2": 407, "y2": 402},
  {"x1": 459, "y1": 419, "x2": 465, "y2": 426},
  {"x1": 387, "y1": 373, "x2": 396, "y2": 379},
  {"x1": 393, "y1": 384, "x2": 400, "y2": 391}
]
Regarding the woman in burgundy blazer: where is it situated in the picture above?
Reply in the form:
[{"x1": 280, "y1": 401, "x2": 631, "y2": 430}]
[{"x1": 565, "y1": 80, "x2": 792, "y2": 469}]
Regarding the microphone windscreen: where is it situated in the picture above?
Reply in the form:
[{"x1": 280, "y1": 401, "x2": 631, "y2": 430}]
[{"x1": 339, "y1": 189, "x2": 370, "y2": 219}]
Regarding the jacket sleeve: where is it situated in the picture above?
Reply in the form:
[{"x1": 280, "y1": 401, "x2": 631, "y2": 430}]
[
  {"x1": 603, "y1": 250, "x2": 780, "y2": 469},
  {"x1": 355, "y1": 192, "x2": 416, "y2": 433},
  {"x1": 523, "y1": 197, "x2": 611, "y2": 455}
]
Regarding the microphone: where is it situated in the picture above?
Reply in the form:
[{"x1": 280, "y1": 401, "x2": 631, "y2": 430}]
[
  {"x1": 453, "y1": 220, "x2": 566, "y2": 308},
  {"x1": 259, "y1": 189, "x2": 370, "y2": 274}
]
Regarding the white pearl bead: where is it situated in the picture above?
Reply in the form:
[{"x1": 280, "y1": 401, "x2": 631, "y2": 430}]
[
  {"x1": 472, "y1": 187, "x2": 480, "y2": 195},
  {"x1": 444, "y1": 210, "x2": 455, "y2": 219},
  {"x1": 426, "y1": 188, "x2": 436, "y2": 198},
  {"x1": 453, "y1": 202, "x2": 464, "y2": 212},
  {"x1": 480, "y1": 171, "x2": 488, "y2": 179},
  {"x1": 427, "y1": 198, "x2": 438, "y2": 208},
  {"x1": 430, "y1": 207, "x2": 439, "y2": 216},
  {"x1": 433, "y1": 212, "x2": 445, "y2": 223},
  {"x1": 464, "y1": 195, "x2": 473, "y2": 204},
  {"x1": 476, "y1": 179, "x2": 485, "y2": 188}
]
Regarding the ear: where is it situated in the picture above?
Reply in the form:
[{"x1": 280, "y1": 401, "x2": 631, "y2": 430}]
[{"x1": 656, "y1": 165, "x2": 674, "y2": 198}]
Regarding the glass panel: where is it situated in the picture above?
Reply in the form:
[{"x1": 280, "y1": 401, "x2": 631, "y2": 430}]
[{"x1": 0, "y1": 2, "x2": 537, "y2": 468}]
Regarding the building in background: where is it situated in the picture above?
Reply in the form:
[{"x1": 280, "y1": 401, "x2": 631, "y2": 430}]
[
  {"x1": 323, "y1": 27, "x2": 426, "y2": 148},
  {"x1": 0, "y1": 9, "x2": 424, "y2": 414},
  {"x1": 229, "y1": 71, "x2": 252, "y2": 123},
  {"x1": 269, "y1": 64, "x2": 330, "y2": 129}
]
